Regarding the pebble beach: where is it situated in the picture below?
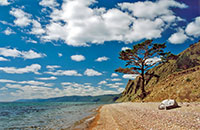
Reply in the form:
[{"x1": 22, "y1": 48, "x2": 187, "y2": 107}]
[{"x1": 88, "y1": 102, "x2": 200, "y2": 130}]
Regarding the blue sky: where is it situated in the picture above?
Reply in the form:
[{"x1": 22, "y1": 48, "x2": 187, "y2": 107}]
[{"x1": 0, "y1": 0, "x2": 199, "y2": 101}]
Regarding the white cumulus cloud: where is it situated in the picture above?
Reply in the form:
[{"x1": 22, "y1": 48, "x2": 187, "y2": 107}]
[
  {"x1": 4, "y1": 27, "x2": 15, "y2": 35},
  {"x1": 58, "y1": 53, "x2": 62, "y2": 57},
  {"x1": 185, "y1": 16, "x2": 200, "y2": 37},
  {"x1": 110, "y1": 78, "x2": 122, "y2": 81},
  {"x1": 125, "y1": 18, "x2": 165, "y2": 42},
  {"x1": 122, "y1": 74, "x2": 139, "y2": 79},
  {"x1": 105, "y1": 82, "x2": 124, "y2": 88},
  {"x1": 0, "y1": 48, "x2": 46, "y2": 59},
  {"x1": 95, "y1": 56, "x2": 109, "y2": 62},
  {"x1": 0, "y1": 79, "x2": 16, "y2": 83},
  {"x1": 46, "y1": 65, "x2": 61, "y2": 70},
  {"x1": 0, "y1": 64, "x2": 41, "y2": 74},
  {"x1": 21, "y1": 50, "x2": 46, "y2": 59},
  {"x1": 0, "y1": 87, "x2": 8, "y2": 91},
  {"x1": 39, "y1": 0, "x2": 59, "y2": 8},
  {"x1": 84, "y1": 69, "x2": 102, "y2": 76},
  {"x1": 45, "y1": 70, "x2": 82, "y2": 76},
  {"x1": 30, "y1": 20, "x2": 45, "y2": 35},
  {"x1": 0, "y1": 57, "x2": 9, "y2": 61},
  {"x1": 0, "y1": 0, "x2": 10, "y2": 6},
  {"x1": 168, "y1": 28, "x2": 188, "y2": 44},
  {"x1": 0, "y1": 48, "x2": 21, "y2": 57},
  {"x1": 18, "y1": 80, "x2": 53, "y2": 87},
  {"x1": 121, "y1": 47, "x2": 131, "y2": 51},
  {"x1": 36, "y1": 76, "x2": 57, "y2": 80},
  {"x1": 98, "y1": 80, "x2": 107, "y2": 85},
  {"x1": 10, "y1": 8, "x2": 32, "y2": 27},
  {"x1": 118, "y1": 0, "x2": 187, "y2": 19},
  {"x1": 71, "y1": 55, "x2": 85, "y2": 62},
  {"x1": 145, "y1": 57, "x2": 161, "y2": 65},
  {"x1": 0, "y1": 79, "x2": 53, "y2": 87},
  {"x1": 25, "y1": 39, "x2": 37, "y2": 44},
  {"x1": 111, "y1": 73, "x2": 118, "y2": 77}
]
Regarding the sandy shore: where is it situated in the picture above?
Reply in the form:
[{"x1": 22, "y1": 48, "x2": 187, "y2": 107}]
[{"x1": 88, "y1": 102, "x2": 200, "y2": 130}]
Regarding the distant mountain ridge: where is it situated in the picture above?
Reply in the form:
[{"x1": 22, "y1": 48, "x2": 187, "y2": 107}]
[
  {"x1": 15, "y1": 94, "x2": 121, "y2": 103},
  {"x1": 117, "y1": 40, "x2": 200, "y2": 102}
]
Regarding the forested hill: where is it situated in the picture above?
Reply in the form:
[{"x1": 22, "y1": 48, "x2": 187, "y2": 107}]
[{"x1": 15, "y1": 94, "x2": 120, "y2": 103}]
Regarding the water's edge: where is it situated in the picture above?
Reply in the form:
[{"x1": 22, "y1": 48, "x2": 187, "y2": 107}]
[{"x1": 69, "y1": 106, "x2": 101, "y2": 130}]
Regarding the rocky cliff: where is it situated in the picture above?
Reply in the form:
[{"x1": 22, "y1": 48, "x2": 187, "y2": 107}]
[{"x1": 117, "y1": 41, "x2": 200, "y2": 102}]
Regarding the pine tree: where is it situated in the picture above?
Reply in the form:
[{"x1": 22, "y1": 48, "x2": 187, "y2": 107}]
[{"x1": 115, "y1": 40, "x2": 171, "y2": 99}]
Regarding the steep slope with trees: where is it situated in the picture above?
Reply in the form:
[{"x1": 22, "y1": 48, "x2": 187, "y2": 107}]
[{"x1": 117, "y1": 40, "x2": 200, "y2": 102}]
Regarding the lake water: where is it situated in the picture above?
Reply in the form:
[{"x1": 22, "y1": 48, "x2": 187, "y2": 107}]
[{"x1": 0, "y1": 102, "x2": 101, "y2": 130}]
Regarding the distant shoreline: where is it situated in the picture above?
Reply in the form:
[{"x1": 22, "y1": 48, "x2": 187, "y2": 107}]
[{"x1": 87, "y1": 102, "x2": 200, "y2": 130}]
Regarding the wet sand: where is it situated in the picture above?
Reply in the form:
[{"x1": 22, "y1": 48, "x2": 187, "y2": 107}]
[{"x1": 88, "y1": 102, "x2": 200, "y2": 130}]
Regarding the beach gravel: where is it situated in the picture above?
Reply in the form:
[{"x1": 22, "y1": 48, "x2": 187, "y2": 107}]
[{"x1": 89, "y1": 102, "x2": 200, "y2": 130}]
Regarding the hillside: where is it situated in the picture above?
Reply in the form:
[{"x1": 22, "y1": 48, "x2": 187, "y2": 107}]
[
  {"x1": 117, "y1": 41, "x2": 200, "y2": 102},
  {"x1": 15, "y1": 94, "x2": 120, "y2": 103}
]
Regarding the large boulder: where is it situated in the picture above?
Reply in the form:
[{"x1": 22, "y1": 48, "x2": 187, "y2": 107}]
[{"x1": 158, "y1": 99, "x2": 179, "y2": 110}]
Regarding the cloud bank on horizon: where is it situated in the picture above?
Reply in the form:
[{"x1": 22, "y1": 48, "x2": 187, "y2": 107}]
[{"x1": 0, "y1": 0, "x2": 199, "y2": 101}]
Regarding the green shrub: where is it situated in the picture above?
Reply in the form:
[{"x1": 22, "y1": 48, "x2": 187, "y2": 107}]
[{"x1": 186, "y1": 78, "x2": 191, "y2": 82}]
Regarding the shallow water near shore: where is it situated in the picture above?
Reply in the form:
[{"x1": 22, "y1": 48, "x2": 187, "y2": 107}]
[{"x1": 0, "y1": 102, "x2": 101, "y2": 130}]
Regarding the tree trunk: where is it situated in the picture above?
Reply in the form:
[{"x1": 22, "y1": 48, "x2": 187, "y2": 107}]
[
  {"x1": 141, "y1": 76, "x2": 146, "y2": 99},
  {"x1": 141, "y1": 65, "x2": 146, "y2": 99}
]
